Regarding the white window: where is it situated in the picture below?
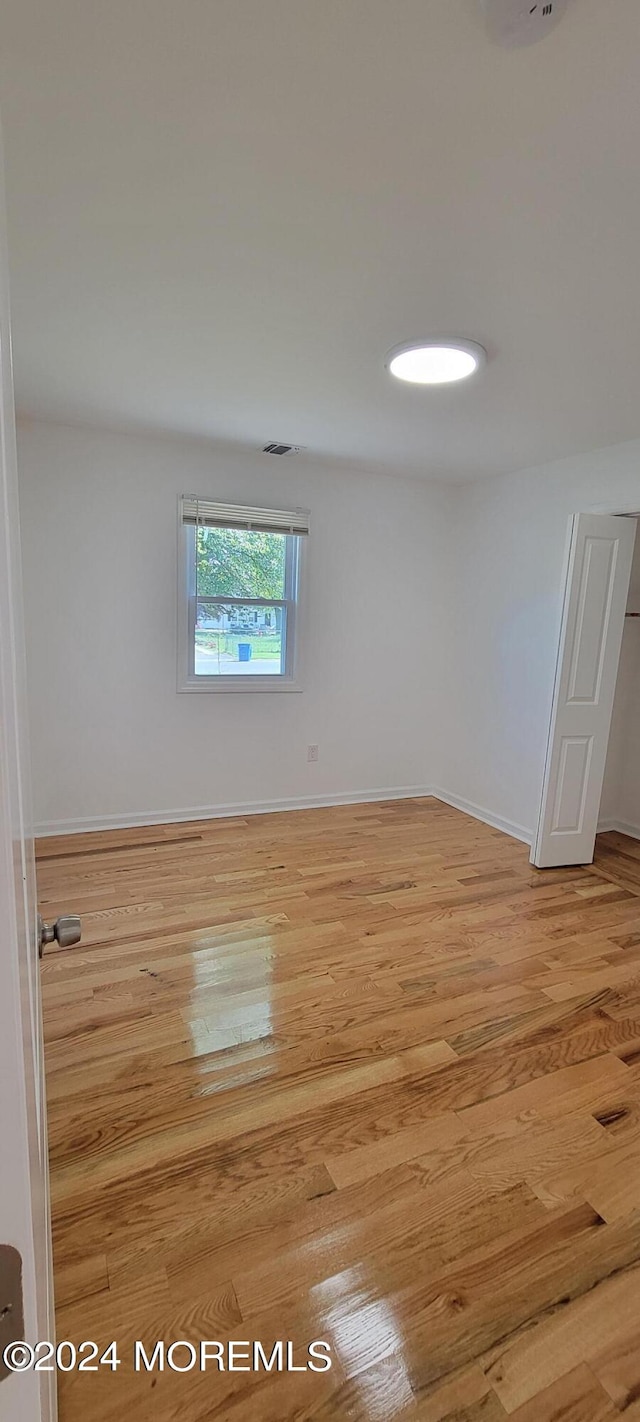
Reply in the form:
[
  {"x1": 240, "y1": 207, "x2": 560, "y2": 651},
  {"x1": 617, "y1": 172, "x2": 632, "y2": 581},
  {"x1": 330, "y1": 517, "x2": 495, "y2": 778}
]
[{"x1": 178, "y1": 498, "x2": 308, "y2": 692}]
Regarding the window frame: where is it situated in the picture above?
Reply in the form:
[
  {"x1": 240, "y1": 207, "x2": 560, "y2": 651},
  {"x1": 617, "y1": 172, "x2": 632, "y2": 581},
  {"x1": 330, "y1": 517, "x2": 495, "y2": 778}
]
[{"x1": 177, "y1": 507, "x2": 305, "y2": 694}]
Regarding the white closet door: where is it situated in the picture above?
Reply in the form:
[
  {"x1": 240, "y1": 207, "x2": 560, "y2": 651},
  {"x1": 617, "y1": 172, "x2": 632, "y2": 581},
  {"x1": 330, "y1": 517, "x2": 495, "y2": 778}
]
[{"x1": 531, "y1": 513, "x2": 637, "y2": 868}]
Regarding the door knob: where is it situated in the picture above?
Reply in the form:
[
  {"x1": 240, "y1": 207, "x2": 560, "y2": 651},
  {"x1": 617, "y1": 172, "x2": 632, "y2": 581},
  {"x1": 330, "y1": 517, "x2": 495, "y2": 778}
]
[{"x1": 38, "y1": 913, "x2": 81, "y2": 958}]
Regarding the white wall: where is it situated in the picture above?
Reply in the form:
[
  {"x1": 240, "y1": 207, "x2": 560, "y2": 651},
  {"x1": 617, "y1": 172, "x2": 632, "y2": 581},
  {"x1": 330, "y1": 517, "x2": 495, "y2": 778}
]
[
  {"x1": 19, "y1": 417, "x2": 640, "y2": 842},
  {"x1": 601, "y1": 537, "x2": 640, "y2": 835},
  {"x1": 439, "y1": 439, "x2": 640, "y2": 842},
  {"x1": 17, "y1": 417, "x2": 452, "y2": 833}
]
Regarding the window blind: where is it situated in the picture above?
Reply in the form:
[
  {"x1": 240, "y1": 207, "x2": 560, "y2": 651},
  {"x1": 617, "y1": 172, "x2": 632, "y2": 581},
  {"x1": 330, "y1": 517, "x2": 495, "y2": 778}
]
[{"x1": 181, "y1": 497, "x2": 309, "y2": 536}]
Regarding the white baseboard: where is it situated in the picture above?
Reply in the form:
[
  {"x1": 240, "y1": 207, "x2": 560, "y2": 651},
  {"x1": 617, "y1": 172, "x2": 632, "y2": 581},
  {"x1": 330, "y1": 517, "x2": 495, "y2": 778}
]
[
  {"x1": 597, "y1": 817, "x2": 640, "y2": 841},
  {"x1": 34, "y1": 784, "x2": 437, "y2": 838},
  {"x1": 34, "y1": 784, "x2": 538, "y2": 844},
  {"x1": 431, "y1": 787, "x2": 533, "y2": 846}
]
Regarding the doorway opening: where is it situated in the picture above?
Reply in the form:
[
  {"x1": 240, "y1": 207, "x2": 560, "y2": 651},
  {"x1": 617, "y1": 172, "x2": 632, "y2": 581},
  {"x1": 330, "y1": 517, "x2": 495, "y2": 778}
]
[{"x1": 598, "y1": 531, "x2": 640, "y2": 858}]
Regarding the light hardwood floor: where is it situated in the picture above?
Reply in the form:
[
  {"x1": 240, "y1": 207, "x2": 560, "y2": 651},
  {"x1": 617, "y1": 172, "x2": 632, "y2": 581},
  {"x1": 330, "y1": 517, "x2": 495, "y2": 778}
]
[{"x1": 37, "y1": 799, "x2": 640, "y2": 1421}]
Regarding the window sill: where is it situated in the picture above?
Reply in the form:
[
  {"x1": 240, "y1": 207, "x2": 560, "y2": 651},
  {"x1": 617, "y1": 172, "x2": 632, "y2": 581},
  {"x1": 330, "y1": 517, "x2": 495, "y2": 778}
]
[{"x1": 178, "y1": 676, "x2": 303, "y2": 694}]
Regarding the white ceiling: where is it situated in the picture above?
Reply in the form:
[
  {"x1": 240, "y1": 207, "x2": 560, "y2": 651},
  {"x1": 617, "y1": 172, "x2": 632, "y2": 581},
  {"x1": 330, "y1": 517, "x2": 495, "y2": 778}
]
[{"x1": 1, "y1": 0, "x2": 640, "y2": 480}]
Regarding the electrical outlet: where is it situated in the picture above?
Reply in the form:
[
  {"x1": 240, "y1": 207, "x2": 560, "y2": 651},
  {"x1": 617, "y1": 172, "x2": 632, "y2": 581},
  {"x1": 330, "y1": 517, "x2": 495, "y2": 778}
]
[{"x1": 307, "y1": 744, "x2": 319, "y2": 763}]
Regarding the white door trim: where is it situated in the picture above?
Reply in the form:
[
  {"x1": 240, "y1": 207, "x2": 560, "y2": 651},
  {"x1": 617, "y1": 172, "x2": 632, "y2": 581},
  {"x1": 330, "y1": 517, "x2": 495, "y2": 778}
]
[{"x1": 0, "y1": 131, "x2": 55, "y2": 1422}]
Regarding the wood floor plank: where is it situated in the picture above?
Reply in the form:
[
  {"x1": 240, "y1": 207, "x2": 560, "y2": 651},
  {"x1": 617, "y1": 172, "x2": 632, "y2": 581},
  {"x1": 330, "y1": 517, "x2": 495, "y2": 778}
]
[
  {"x1": 482, "y1": 1258, "x2": 640, "y2": 1411},
  {"x1": 505, "y1": 1364, "x2": 619, "y2": 1422},
  {"x1": 38, "y1": 803, "x2": 640, "y2": 1421}
]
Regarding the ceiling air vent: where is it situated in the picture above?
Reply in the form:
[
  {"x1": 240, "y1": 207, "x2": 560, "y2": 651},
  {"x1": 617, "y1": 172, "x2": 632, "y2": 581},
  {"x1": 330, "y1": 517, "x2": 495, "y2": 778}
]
[
  {"x1": 482, "y1": 0, "x2": 570, "y2": 46},
  {"x1": 262, "y1": 442, "x2": 305, "y2": 456}
]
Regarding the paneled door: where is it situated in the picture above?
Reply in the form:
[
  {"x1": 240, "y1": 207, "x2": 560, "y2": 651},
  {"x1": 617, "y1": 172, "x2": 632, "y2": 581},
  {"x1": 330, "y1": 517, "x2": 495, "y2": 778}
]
[{"x1": 532, "y1": 512, "x2": 637, "y2": 868}]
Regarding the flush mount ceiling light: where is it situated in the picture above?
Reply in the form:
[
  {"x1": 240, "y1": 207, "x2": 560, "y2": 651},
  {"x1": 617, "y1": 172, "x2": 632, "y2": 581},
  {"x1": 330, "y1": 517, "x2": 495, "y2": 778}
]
[{"x1": 386, "y1": 339, "x2": 487, "y2": 385}]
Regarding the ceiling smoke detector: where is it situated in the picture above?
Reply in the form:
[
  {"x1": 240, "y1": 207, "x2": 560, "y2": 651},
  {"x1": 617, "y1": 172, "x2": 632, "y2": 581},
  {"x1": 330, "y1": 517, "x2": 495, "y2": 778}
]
[
  {"x1": 262, "y1": 442, "x2": 305, "y2": 456},
  {"x1": 482, "y1": 0, "x2": 570, "y2": 47}
]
